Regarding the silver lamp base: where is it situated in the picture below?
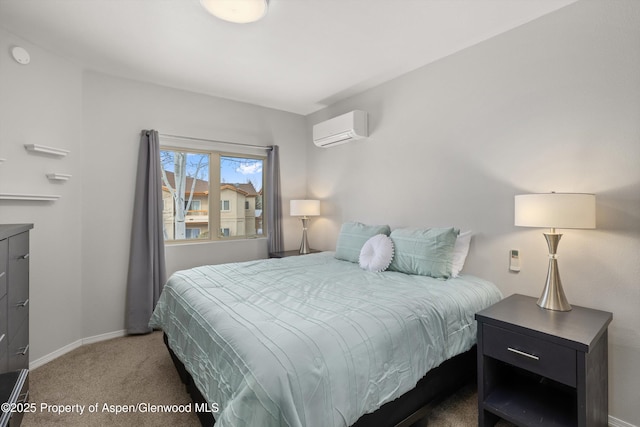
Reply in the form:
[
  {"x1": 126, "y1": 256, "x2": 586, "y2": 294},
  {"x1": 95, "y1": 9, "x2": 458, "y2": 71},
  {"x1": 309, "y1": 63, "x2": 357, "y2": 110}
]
[
  {"x1": 299, "y1": 217, "x2": 311, "y2": 254},
  {"x1": 537, "y1": 232, "x2": 572, "y2": 311}
]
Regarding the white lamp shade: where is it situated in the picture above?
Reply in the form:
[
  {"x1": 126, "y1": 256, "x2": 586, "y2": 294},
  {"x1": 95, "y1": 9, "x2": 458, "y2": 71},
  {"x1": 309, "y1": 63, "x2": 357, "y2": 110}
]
[
  {"x1": 290, "y1": 200, "x2": 320, "y2": 217},
  {"x1": 515, "y1": 193, "x2": 596, "y2": 229},
  {"x1": 200, "y1": 0, "x2": 268, "y2": 24}
]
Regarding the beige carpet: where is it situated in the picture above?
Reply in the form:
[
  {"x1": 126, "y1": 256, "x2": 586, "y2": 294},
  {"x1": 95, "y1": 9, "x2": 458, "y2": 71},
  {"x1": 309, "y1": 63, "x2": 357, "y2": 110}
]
[{"x1": 22, "y1": 332, "x2": 507, "y2": 427}]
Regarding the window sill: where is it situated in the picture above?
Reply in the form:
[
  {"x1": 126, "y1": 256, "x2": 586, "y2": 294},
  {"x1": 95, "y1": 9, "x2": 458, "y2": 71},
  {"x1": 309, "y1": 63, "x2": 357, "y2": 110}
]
[{"x1": 164, "y1": 236, "x2": 267, "y2": 246}]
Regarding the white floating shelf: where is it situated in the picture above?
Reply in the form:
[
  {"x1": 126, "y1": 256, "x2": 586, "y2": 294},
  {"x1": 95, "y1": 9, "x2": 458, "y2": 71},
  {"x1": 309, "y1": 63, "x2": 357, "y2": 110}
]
[
  {"x1": 46, "y1": 173, "x2": 72, "y2": 181},
  {"x1": 24, "y1": 144, "x2": 70, "y2": 157},
  {"x1": 0, "y1": 193, "x2": 60, "y2": 201}
]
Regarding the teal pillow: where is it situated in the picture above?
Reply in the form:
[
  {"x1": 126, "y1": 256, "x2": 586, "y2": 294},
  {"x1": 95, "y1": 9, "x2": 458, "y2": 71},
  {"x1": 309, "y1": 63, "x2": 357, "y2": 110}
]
[
  {"x1": 388, "y1": 227, "x2": 459, "y2": 278},
  {"x1": 334, "y1": 222, "x2": 391, "y2": 263}
]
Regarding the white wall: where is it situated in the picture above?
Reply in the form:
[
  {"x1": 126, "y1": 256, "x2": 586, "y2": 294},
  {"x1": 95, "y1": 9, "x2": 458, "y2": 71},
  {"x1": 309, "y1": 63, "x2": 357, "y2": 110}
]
[
  {"x1": 306, "y1": 1, "x2": 640, "y2": 425},
  {"x1": 0, "y1": 29, "x2": 84, "y2": 365}
]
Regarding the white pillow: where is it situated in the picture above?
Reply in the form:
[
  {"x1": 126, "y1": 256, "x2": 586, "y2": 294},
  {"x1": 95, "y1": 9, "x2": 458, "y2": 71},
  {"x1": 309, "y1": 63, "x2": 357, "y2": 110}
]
[
  {"x1": 359, "y1": 234, "x2": 394, "y2": 272},
  {"x1": 451, "y1": 231, "x2": 472, "y2": 277}
]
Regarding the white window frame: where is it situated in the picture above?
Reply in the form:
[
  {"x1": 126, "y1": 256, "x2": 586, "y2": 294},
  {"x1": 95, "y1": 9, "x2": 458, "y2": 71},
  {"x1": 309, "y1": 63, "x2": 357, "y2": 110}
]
[{"x1": 160, "y1": 143, "x2": 267, "y2": 244}]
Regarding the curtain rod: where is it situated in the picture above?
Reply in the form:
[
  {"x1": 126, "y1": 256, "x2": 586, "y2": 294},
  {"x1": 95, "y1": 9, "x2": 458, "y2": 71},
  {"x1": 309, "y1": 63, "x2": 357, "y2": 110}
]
[{"x1": 159, "y1": 133, "x2": 273, "y2": 151}]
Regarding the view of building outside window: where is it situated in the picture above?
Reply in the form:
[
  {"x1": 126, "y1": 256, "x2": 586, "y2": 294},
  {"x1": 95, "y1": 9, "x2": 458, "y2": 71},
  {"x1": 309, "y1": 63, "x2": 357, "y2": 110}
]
[{"x1": 160, "y1": 149, "x2": 264, "y2": 241}]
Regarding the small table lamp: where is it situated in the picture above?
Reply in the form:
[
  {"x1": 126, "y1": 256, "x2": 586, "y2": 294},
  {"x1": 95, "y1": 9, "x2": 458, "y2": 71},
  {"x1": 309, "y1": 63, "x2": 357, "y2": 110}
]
[
  {"x1": 290, "y1": 200, "x2": 320, "y2": 254},
  {"x1": 514, "y1": 192, "x2": 596, "y2": 311}
]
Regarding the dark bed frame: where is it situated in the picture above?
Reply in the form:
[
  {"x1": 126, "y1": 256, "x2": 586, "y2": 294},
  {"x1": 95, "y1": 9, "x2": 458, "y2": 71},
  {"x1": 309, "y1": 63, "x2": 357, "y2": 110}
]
[{"x1": 164, "y1": 333, "x2": 476, "y2": 427}]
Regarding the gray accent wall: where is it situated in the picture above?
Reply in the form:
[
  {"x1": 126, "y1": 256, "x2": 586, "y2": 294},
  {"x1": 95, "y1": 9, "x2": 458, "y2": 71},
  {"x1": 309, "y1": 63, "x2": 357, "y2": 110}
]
[{"x1": 305, "y1": 1, "x2": 639, "y2": 425}]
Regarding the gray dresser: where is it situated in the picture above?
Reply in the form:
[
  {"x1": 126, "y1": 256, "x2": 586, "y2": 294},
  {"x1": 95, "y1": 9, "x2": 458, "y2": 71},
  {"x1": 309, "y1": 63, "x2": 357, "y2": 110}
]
[
  {"x1": 0, "y1": 224, "x2": 32, "y2": 373},
  {"x1": 0, "y1": 224, "x2": 32, "y2": 427}
]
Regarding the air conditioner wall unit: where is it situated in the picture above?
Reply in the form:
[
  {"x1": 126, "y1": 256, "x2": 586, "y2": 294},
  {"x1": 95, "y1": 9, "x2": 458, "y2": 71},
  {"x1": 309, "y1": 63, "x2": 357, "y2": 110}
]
[{"x1": 312, "y1": 110, "x2": 368, "y2": 148}]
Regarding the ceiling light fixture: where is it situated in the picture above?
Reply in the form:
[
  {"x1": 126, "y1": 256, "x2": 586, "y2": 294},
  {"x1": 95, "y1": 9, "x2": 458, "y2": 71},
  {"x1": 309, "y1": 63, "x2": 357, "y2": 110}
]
[{"x1": 200, "y1": 0, "x2": 269, "y2": 24}]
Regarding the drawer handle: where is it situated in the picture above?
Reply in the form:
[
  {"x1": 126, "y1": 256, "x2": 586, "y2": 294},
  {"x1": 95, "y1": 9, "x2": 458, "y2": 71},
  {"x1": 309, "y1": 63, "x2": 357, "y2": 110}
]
[
  {"x1": 19, "y1": 253, "x2": 29, "y2": 260},
  {"x1": 18, "y1": 390, "x2": 29, "y2": 404},
  {"x1": 16, "y1": 299, "x2": 29, "y2": 308},
  {"x1": 16, "y1": 345, "x2": 29, "y2": 356},
  {"x1": 0, "y1": 334, "x2": 4, "y2": 344},
  {"x1": 0, "y1": 272, "x2": 5, "y2": 278},
  {"x1": 507, "y1": 347, "x2": 540, "y2": 361}
]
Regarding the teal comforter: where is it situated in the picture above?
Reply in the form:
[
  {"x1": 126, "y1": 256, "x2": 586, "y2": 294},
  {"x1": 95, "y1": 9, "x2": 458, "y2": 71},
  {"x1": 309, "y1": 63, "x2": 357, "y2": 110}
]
[{"x1": 149, "y1": 252, "x2": 502, "y2": 427}]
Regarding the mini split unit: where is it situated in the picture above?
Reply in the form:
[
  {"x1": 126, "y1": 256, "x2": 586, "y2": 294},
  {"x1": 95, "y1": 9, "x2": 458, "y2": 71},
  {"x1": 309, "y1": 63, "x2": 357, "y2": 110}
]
[{"x1": 312, "y1": 110, "x2": 368, "y2": 148}]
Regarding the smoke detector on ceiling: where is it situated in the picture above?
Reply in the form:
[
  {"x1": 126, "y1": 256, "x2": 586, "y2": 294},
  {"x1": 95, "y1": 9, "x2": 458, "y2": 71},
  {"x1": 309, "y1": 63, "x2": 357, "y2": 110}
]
[{"x1": 11, "y1": 46, "x2": 30, "y2": 65}]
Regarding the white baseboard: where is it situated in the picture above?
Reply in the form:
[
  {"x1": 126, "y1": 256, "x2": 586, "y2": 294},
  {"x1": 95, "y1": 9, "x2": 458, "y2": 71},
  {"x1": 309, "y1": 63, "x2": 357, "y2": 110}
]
[
  {"x1": 81, "y1": 329, "x2": 126, "y2": 346},
  {"x1": 29, "y1": 339, "x2": 83, "y2": 370},
  {"x1": 29, "y1": 329, "x2": 127, "y2": 370},
  {"x1": 610, "y1": 415, "x2": 637, "y2": 427}
]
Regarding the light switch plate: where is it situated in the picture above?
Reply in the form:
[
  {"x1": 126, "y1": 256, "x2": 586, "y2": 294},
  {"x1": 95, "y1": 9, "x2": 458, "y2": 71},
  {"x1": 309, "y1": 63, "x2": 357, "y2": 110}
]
[{"x1": 509, "y1": 249, "x2": 521, "y2": 272}]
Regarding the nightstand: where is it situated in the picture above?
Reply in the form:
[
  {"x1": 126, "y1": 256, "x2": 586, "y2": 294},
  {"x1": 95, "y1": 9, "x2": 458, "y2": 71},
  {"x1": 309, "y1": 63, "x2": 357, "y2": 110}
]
[
  {"x1": 476, "y1": 294, "x2": 612, "y2": 427},
  {"x1": 269, "y1": 249, "x2": 321, "y2": 258}
]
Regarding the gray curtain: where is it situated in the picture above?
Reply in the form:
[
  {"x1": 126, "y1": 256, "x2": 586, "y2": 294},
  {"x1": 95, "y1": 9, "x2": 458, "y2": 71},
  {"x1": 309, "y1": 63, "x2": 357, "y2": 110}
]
[
  {"x1": 125, "y1": 130, "x2": 167, "y2": 334},
  {"x1": 267, "y1": 145, "x2": 284, "y2": 254}
]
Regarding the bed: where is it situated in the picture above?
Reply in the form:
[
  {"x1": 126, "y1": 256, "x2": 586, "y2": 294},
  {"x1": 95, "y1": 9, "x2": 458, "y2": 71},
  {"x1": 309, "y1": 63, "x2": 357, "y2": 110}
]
[{"x1": 149, "y1": 247, "x2": 502, "y2": 427}]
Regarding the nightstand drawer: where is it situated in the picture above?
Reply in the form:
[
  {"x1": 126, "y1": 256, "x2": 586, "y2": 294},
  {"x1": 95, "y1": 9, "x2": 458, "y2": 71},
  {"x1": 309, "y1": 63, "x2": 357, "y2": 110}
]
[{"x1": 483, "y1": 323, "x2": 576, "y2": 387}]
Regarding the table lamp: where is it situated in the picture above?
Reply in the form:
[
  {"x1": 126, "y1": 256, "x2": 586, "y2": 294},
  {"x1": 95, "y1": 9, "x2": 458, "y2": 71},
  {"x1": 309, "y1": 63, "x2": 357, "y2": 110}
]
[
  {"x1": 514, "y1": 192, "x2": 596, "y2": 311},
  {"x1": 290, "y1": 200, "x2": 320, "y2": 254}
]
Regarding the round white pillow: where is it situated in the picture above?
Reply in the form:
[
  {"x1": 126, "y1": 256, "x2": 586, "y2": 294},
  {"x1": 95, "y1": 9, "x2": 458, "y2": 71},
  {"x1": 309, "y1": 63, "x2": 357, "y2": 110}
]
[{"x1": 359, "y1": 234, "x2": 394, "y2": 272}]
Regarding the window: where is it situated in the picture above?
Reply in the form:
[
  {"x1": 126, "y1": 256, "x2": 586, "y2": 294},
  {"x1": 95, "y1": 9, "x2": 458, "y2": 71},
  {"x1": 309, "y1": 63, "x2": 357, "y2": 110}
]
[
  {"x1": 160, "y1": 147, "x2": 265, "y2": 242},
  {"x1": 186, "y1": 200, "x2": 201, "y2": 215},
  {"x1": 185, "y1": 229, "x2": 201, "y2": 239}
]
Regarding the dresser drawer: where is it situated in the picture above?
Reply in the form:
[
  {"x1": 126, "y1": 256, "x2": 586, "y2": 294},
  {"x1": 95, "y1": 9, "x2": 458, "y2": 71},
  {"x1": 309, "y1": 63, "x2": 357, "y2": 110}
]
[
  {"x1": 482, "y1": 323, "x2": 576, "y2": 387},
  {"x1": 0, "y1": 239, "x2": 7, "y2": 299},
  {"x1": 7, "y1": 322, "x2": 28, "y2": 372},
  {"x1": 6, "y1": 302, "x2": 27, "y2": 347},
  {"x1": 0, "y1": 354, "x2": 6, "y2": 376},
  {"x1": 7, "y1": 233, "x2": 29, "y2": 342},
  {"x1": 0, "y1": 295, "x2": 7, "y2": 372}
]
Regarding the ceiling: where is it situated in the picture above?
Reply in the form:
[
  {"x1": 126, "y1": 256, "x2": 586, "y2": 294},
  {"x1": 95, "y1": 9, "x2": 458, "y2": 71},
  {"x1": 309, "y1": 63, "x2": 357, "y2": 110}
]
[{"x1": 0, "y1": 0, "x2": 576, "y2": 115}]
